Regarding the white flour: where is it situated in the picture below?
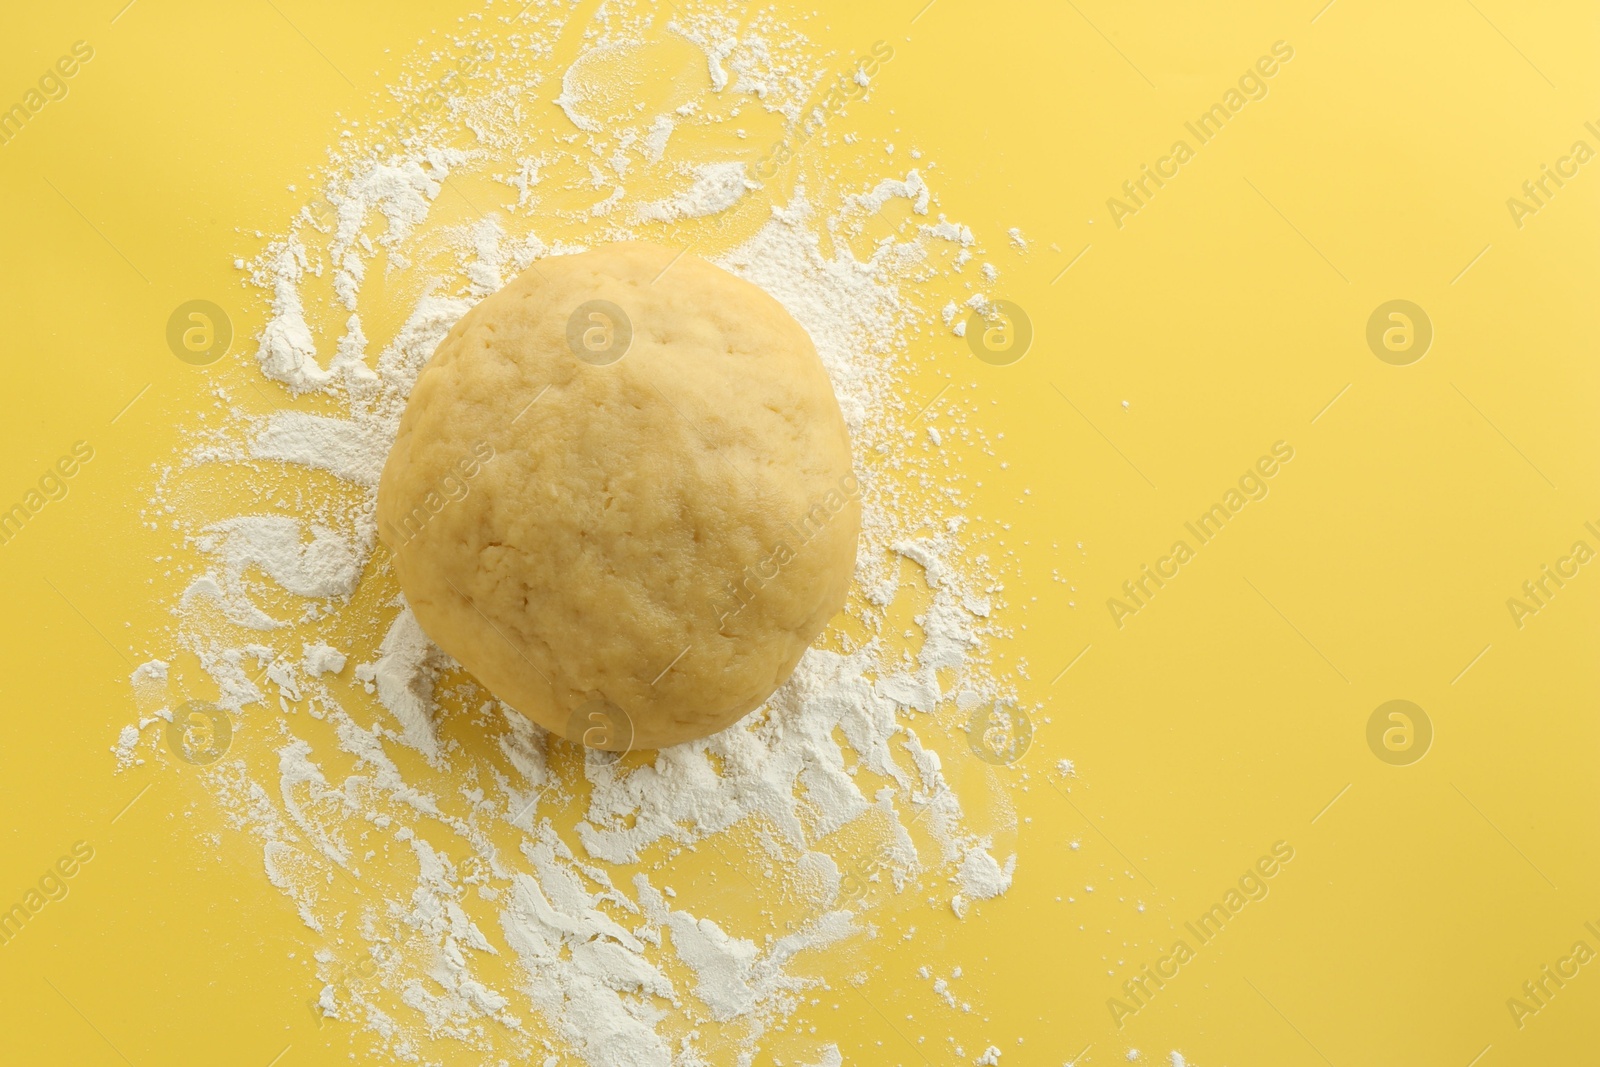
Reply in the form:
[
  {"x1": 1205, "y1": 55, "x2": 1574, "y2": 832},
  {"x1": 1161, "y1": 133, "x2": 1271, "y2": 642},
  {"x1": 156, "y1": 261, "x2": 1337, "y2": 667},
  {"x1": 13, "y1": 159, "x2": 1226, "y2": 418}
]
[{"x1": 119, "y1": 3, "x2": 1030, "y2": 1063}]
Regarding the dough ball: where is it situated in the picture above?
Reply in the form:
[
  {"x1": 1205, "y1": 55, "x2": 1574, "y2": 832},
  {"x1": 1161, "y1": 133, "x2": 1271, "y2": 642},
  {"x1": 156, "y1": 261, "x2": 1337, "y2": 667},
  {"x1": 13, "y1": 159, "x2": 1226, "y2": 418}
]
[{"x1": 376, "y1": 242, "x2": 859, "y2": 750}]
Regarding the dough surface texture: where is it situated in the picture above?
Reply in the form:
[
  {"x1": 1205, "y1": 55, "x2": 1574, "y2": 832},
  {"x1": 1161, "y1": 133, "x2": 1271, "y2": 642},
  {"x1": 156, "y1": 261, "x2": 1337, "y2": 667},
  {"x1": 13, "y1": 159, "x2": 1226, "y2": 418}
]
[{"x1": 376, "y1": 242, "x2": 859, "y2": 750}]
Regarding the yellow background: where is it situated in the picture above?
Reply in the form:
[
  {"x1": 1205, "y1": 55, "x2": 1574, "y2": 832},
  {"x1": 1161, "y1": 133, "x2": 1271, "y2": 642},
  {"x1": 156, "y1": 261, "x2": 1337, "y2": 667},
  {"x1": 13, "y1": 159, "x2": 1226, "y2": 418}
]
[{"x1": 1, "y1": 1, "x2": 1597, "y2": 1064}]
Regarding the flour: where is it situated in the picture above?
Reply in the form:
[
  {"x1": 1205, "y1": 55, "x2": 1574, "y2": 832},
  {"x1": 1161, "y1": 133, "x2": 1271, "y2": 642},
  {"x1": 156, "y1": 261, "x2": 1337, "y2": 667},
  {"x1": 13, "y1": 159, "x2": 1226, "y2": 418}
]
[
  {"x1": 119, "y1": 3, "x2": 1029, "y2": 1063},
  {"x1": 846, "y1": 169, "x2": 932, "y2": 217},
  {"x1": 354, "y1": 605, "x2": 447, "y2": 762},
  {"x1": 805, "y1": 1047, "x2": 844, "y2": 1067},
  {"x1": 633, "y1": 160, "x2": 754, "y2": 222},
  {"x1": 956, "y1": 845, "x2": 1016, "y2": 902},
  {"x1": 112, "y1": 724, "x2": 142, "y2": 769},
  {"x1": 130, "y1": 658, "x2": 168, "y2": 686},
  {"x1": 302, "y1": 641, "x2": 347, "y2": 677},
  {"x1": 255, "y1": 240, "x2": 328, "y2": 393},
  {"x1": 195, "y1": 516, "x2": 362, "y2": 600},
  {"x1": 249, "y1": 411, "x2": 390, "y2": 487},
  {"x1": 642, "y1": 115, "x2": 675, "y2": 163}
]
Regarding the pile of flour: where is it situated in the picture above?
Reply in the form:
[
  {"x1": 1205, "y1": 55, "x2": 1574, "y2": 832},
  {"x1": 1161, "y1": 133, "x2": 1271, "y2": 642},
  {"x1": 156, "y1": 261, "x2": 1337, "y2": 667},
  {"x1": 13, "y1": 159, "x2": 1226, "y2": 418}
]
[{"x1": 119, "y1": 2, "x2": 1030, "y2": 1063}]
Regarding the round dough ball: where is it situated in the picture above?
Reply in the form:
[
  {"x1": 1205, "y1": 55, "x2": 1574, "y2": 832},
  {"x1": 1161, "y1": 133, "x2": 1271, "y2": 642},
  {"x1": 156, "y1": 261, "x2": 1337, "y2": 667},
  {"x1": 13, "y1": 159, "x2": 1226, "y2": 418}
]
[{"x1": 376, "y1": 242, "x2": 859, "y2": 750}]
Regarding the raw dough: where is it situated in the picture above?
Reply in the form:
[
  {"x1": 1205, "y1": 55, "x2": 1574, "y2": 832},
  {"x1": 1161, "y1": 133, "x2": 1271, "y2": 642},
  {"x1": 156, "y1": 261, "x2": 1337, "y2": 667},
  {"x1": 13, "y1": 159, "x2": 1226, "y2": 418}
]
[{"x1": 376, "y1": 242, "x2": 859, "y2": 750}]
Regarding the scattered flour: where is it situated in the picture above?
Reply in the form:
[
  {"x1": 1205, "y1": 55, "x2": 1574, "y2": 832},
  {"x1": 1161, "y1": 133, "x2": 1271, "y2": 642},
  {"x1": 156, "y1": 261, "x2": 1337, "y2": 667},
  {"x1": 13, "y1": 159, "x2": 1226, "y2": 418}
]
[
  {"x1": 302, "y1": 641, "x2": 347, "y2": 677},
  {"x1": 805, "y1": 1046, "x2": 844, "y2": 1067},
  {"x1": 112, "y1": 724, "x2": 142, "y2": 769},
  {"x1": 633, "y1": 161, "x2": 754, "y2": 222},
  {"x1": 130, "y1": 659, "x2": 168, "y2": 686},
  {"x1": 119, "y1": 3, "x2": 1032, "y2": 1063},
  {"x1": 957, "y1": 846, "x2": 1017, "y2": 901}
]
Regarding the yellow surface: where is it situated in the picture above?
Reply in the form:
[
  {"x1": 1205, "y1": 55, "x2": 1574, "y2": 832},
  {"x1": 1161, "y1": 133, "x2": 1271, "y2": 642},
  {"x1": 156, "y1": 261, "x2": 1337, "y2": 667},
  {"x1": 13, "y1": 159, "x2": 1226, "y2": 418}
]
[{"x1": 2, "y1": 1, "x2": 1597, "y2": 1065}]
